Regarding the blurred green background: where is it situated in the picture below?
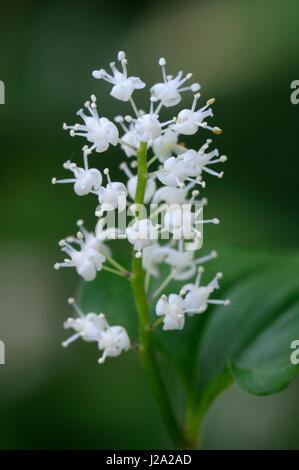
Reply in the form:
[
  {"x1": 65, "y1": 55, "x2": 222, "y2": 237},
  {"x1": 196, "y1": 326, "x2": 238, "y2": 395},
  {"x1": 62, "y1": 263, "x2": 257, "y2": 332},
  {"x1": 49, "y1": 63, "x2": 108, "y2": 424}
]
[{"x1": 0, "y1": 0, "x2": 299, "y2": 449}]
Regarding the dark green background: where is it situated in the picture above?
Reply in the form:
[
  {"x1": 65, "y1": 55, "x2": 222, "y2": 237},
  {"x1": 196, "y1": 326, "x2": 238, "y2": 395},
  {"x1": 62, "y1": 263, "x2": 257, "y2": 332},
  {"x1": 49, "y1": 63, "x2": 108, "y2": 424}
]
[{"x1": 0, "y1": 0, "x2": 299, "y2": 449}]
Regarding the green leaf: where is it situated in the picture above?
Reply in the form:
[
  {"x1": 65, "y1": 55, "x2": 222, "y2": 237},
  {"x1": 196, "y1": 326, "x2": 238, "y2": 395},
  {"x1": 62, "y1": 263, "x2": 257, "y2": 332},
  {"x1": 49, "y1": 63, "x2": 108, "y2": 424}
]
[
  {"x1": 197, "y1": 257, "x2": 299, "y2": 398},
  {"x1": 151, "y1": 246, "x2": 275, "y2": 388},
  {"x1": 79, "y1": 245, "x2": 299, "y2": 427},
  {"x1": 230, "y1": 363, "x2": 297, "y2": 396},
  {"x1": 151, "y1": 246, "x2": 299, "y2": 419}
]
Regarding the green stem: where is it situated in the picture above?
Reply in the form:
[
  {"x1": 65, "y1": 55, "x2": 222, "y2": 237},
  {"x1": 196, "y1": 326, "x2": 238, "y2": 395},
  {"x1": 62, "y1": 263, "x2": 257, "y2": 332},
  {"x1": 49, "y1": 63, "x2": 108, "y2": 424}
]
[
  {"x1": 130, "y1": 141, "x2": 188, "y2": 449},
  {"x1": 102, "y1": 265, "x2": 128, "y2": 277},
  {"x1": 149, "y1": 316, "x2": 164, "y2": 329},
  {"x1": 99, "y1": 250, "x2": 128, "y2": 274},
  {"x1": 135, "y1": 141, "x2": 148, "y2": 204},
  {"x1": 148, "y1": 269, "x2": 177, "y2": 303},
  {"x1": 131, "y1": 255, "x2": 186, "y2": 448},
  {"x1": 185, "y1": 394, "x2": 201, "y2": 449},
  {"x1": 118, "y1": 138, "x2": 137, "y2": 151},
  {"x1": 145, "y1": 267, "x2": 151, "y2": 293}
]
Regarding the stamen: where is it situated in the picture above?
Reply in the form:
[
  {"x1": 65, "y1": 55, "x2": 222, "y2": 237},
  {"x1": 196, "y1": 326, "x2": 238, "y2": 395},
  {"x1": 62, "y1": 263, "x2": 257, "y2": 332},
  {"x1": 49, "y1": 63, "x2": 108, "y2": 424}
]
[
  {"x1": 53, "y1": 177, "x2": 77, "y2": 185},
  {"x1": 83, "y1": 150, "x2": 89, "y2": 171},
  {"x1": 207, "y1": 156, "x2": 227, "y2": 165},
  {"x1": 118, "y1": 51, "x2": 126, "y2": 61},
  {"x1": 149, "y1": 97, "x2": 155, "y2": 115},
  {"x1": 191, "y1": 93, "x2": 200, "y2": 112},
  {"x1": 129, "y1": 97, "x2": 139, "y2": 118},
  {"x1": 202, "y1": 218, "x2": 220, "y2": 224},
  {"x1": 114, "y1": 115, "x2": 128, "y2": 133},
  {"x1": 213, "y1": 127, "x2": 223, "y2": 135},
  {"x1": 104, "y1": 168, "x2": 112, "y2": 186},
  {"x1": 195, "y1": 266, "x2": 204, "y2": 287},
  {"x1": 109, "y1": 61, "x2": 118, "y2": 75},
  {"x1": 149, "y1": 268, "x2": 178, "y2": 301},
  {"x1": 125, "y1": 115, "x2": 134, "y2": 123},
  {"x1": 62, "y1": 332, "x2": 81, "y2": 348},
  {"x1": 121, "y1": 59, "x2": 127, "y2": 77},
  {"x1": 203, "y1": 167, "x2": 224, "y2": 178},
  {"x1": 185, "y1": 177, "x2": 206, "y2": 188},
  {"x1": 160, "y1": 117, "x2": 176, "y2": 128},
  {"x1": 208, "y1": 272, "x2": 223, "y2": 290},
  {"x1": 119, "y1": 162, "x2": 133, "y2": 179},
  {"x1": 194, "y1": 250, "x2": 217, "y2": 265},
  {"x1": 159, "y1": 57, "x2": 167, "y2": 83},
  {"x1": 68, "y1": 297, "x2": 85, "y2": 317},
  {"x1": 176, "y1": 72, "x2": 192, "y2": 88},
  {"x1": 207, "y1": 299, "x2": 230, "y2": 305},
  {"x1": 98, "y1": 350, "x2": 107, "y2": 364},
  {"x1": 154, "y1": 100, "x2": 163, "y2": 115},
  {"x1": 190, "y1": 190, "x2": 199, "y2": 203}
]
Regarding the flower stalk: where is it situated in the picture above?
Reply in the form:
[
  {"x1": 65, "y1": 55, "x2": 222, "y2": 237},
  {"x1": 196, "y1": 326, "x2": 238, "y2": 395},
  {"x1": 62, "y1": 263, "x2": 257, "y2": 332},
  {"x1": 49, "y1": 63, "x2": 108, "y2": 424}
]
[{"x1": 130, "y1": 141, "x2": 190, "y2": 448}]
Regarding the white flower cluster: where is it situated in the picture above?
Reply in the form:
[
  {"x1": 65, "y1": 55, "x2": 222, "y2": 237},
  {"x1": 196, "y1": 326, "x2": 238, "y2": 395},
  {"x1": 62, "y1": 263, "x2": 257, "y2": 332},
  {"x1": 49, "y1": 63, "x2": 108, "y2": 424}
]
[
  {"x1": 53, "y1": 51, "x2": 230, "y2": 363},
  {"x1": 156, "y1": 268, "x2": 229, "y2": 331},
  {"x1": 62, "y1": 298, "x2": 130, "y2": 364}
]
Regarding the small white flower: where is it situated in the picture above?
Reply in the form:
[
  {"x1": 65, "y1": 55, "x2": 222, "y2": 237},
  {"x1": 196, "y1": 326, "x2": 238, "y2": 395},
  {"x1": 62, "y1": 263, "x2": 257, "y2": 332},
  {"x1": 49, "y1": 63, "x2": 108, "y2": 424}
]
[
  {"x1": 62, "y1": 298, "x2": 107, "y2": 347},
  {"x1": 76, "y1": 219, "x2": 111, "y2": 256},
  {"x1": 172, "y1": 94, "x2": 222, "y2": 136},
  {"x1": 164, "y1": 247, "x2": 195, "y2": 280},
  {"x1": 94, "y1": 217, "x2": 120, "y2": 241},
  {"x1": 62, "y1": 299, "x2": 130, "y2": 364},
  {"x1": 95, "y1": 217, "x2": 124, "y2": 242},
  {"x1": 182, "y1": 268, "x2": 230, "y2": 314},
  {"x1": 134, "y1": 112, "x2": 162, "y2": 142},
  {"x1": 121, "y1": 129, "x2": 139, "y2": 156},
  {"x1": 156, "y1": 294, "x2": 185, "y2": 330},
  {"x1": 156, "y1": 156, "x2": 189, "y2": 188},
  {"x1": 54, "y1": 226, "x2": 106, "y2": 281},
  {"x1": 120, "y1": 162, "x2": 156, "y2": 203},
  {"x1": 114, "y1": 115, "x2": 140, "y2": 157},
  {"x1": 98, "y1": 324, "x2": 131, "y2": 364},
  {"x1": 52, "y1": 150, "x2": 102, "y2": 196},
  {"x1": 152, "y1": 129, "x2": 186, "y2": 163},
  {"x1": 152, "y1": 185, "x2": 189, "y2": 205},
  {"x1": 179, "y1": 150, "x2": 201, "y2": 177},
  {"x1": 133, "y1": 98, "x2": 175, "y2": 143},
  {"x1": 152, "y1": 183, "x2": 207, "y2": 207},
  {"x1": 95, "y1": 168, "x2": 127, "y2": 216},
  {"x1": 151, "y1": 57, "x2": 200, "y2": 108},
  {"x1": 164, "y1": 247, "x2": 217, "y2": 280},
  {"x1": 164, "y1": 204, "x2": 219, "y2": 240},
  {"x1": 126, "y1": 218, "x2": 160, "y2": 258},
  {"x1": 164, "y1": 204, "x2": 196, "y2": 239},
  {"x1": 157, "y1": 154, "x2": 208, "y2": 189},
  {"x1": 63, "y1": 95, "x2": 118, "y2": 153},
  {"x1": 92, "y1": 51, "x2": 145, "y2": 102},
  {"x1": 155, "y1": 257, "x2": 227, "y2": 331},
  {"x1": 142, "y1": 243, "x2": 169, "y2": 277},
  {"x1": 180, "y1": 140, "x2": 227, "y2": 179}
]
